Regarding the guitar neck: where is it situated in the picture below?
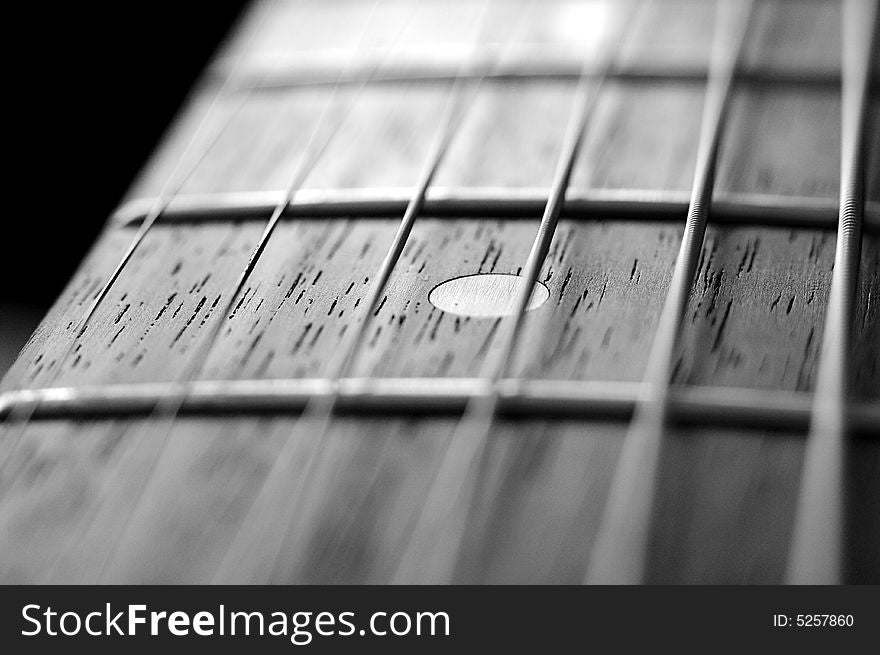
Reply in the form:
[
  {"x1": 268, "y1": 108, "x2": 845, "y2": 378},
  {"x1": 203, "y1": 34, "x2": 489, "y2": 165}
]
[{"x1": 0, "y1": 0, "x2": 878, "y2": 585}]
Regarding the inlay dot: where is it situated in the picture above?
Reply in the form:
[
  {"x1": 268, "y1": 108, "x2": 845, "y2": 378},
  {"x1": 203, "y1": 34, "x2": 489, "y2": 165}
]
[{"x1": 428, "y1": 274, "x2": 550, "y2": 317}]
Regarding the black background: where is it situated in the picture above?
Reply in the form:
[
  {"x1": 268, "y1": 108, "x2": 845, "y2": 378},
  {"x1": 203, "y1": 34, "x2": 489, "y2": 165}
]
[{"x1": 6, "y1": 2, "x2": 247, "y2": 306}]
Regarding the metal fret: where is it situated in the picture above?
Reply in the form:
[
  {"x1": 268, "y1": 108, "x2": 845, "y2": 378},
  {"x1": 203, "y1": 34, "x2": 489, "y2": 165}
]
[
  {"x1": 587, "y1": 0, "x2": 754, "y2": 585},
  {"x1": 212, "y1": 46, "x2": 874, "y2": 91},
  {"x1": 113, "y1": 187, "x2": 880, "y2": 231},
  {"x1": 787, "y1": 0, "x2": 878, "y2": 585},
  {"x1": 2, "y1": 379, "x2": 878, "y2": 436}
]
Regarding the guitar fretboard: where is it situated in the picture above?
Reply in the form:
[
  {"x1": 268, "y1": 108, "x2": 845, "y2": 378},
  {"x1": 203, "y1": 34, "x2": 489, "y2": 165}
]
[{"x1": 1, "y1": 0, "x2": 878, "y2": 585}]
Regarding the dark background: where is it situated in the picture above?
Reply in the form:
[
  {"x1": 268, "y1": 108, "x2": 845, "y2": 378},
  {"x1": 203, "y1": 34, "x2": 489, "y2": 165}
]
[{"x1": 3, "y1": 2, "x2": 247, "y2": 372}]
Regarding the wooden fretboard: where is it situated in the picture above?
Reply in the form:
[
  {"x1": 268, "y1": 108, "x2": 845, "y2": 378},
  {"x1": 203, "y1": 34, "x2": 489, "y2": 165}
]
[{"x1": 0, "y1": 0, "x2": 878, "y2": 584}]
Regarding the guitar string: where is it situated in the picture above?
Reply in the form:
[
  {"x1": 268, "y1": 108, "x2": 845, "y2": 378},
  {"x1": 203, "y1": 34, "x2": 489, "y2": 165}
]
[
  {"x1": 209, "y1": 0, "x2": 513, "y2": 585},
  {"x1": 786, "y1": 0, "x2": 877, "y2": 585},
  {"x1": 37, "y1": 0, "x2": 398, "y2": 582},
  {"x1": 585, "y1": 0, "x2": 755, "y2": 585},
  {"x1": 388, "y1": 0, "x2": 641, "y2": 584},
  {"x1": 0, "y1": 0, "x2": 282, "y2": 469}
]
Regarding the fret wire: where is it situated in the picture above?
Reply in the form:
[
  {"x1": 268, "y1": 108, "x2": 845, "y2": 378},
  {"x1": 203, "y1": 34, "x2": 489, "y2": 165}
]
[
  {"x1": 389, "y1": 1, "x2": 640, "y2": 585},
  {"x1": 3, "y1": 379, "x2": 879, "y2": 436},
  {"x1": 786, "y1": 0, "x2": 878, "y2": 586},
  {"x1": 41, "y1": 0, "x2": 397, "y2": 584},
  {"x1": 113, "y1": 188, "x2": 880, "y2": 231},
  {"x1": 0, "y1": 0, "x2": 282, "y2": 468},
  {"x1": 215, "y1": 46, "x2": 871, "y2": 91},
  {"x1": 209, "y1": 0, "x2": 521, "y2": 585},
  {"x1": 586, "y1": 0, "x2": 753, "y2": 585}
]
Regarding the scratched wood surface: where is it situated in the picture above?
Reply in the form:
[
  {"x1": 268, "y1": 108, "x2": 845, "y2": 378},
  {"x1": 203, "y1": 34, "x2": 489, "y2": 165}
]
[{"x1": 1, "y1": 0, "x2": 878, "y2": 583}]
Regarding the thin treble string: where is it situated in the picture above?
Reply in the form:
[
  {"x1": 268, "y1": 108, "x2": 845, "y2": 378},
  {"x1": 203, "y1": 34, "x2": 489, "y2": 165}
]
[
  {"x1": 40, "y1": 0, "x2": 391, "y2": 582},
  {"x1": 586, "y1": 0, "x2": 754, "y2": 585},
  {"x1": 786, "y1": 0, "x2": 877, "y2": 585},
  {"x1": 391, "y1": 0, "x2": 641, "y2": 585},
  {"x1": 0, "y1": 0, "x2": 280, "y2": 464},
  {"x1": 210, "y1": 0, "x2": 506, "y2": 584}
]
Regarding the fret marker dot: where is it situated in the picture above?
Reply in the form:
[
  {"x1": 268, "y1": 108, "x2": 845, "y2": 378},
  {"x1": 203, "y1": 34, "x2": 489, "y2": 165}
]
[{"x1": 428, "y1": 274, "x2": 550, "y2": 317}]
